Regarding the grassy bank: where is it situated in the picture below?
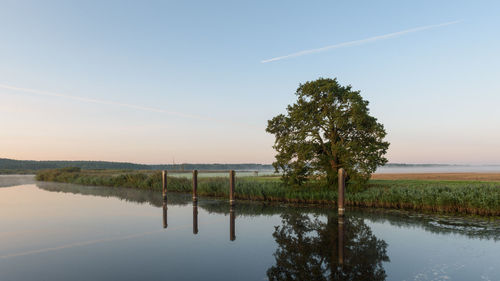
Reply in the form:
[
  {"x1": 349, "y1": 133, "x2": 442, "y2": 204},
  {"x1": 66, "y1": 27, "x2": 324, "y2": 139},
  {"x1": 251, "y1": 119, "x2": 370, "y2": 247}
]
[{"x1": 36, "y1": 169, "x2": 500, "y2": 216}]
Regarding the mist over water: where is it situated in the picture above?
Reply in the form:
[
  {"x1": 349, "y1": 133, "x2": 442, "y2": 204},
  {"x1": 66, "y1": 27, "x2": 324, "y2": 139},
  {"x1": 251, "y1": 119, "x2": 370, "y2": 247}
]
[{"x1": 376, "y1": 165, "x2": 500, "y2": 174}]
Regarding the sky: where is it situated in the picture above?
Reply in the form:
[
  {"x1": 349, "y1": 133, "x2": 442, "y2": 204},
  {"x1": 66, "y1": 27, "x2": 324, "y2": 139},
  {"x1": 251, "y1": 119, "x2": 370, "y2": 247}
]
[{"x1": 1, "y1": 0, "x2": 500, "y2": 164}]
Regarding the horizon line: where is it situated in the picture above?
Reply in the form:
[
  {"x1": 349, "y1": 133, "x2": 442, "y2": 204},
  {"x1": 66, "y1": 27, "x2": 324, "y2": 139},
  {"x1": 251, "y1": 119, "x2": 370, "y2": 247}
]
[{"x1": 2, "y1": 157, "x2": 500, "y2": 167}]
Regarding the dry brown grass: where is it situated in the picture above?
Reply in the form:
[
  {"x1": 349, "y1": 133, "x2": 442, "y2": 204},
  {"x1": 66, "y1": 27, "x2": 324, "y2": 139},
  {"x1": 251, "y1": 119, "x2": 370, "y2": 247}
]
[{"x1": 372, "y1": 173, "x2": 500, "y2": 182}]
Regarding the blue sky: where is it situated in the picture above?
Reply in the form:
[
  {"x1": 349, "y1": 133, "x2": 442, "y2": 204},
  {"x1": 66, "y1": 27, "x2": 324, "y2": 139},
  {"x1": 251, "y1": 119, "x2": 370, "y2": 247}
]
[{"x1": 1, "y1": 0, "x2": 500, "y2": 164}]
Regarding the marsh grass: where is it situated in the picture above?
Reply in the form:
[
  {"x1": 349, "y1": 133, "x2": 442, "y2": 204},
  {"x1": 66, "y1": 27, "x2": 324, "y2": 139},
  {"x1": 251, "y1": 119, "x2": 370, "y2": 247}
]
[{"x1": 36, "y1": 169, "x2": 500, "y2": 216}]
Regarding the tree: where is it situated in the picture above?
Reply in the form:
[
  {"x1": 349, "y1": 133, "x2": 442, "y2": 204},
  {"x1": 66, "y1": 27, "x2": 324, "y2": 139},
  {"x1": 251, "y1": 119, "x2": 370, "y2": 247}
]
[
  {"x1": 267, "y1": 211, "x2": 389, "y2": 281},
  {"x1": 266, "y1": 78, "x2": 389, "y2": 187}
]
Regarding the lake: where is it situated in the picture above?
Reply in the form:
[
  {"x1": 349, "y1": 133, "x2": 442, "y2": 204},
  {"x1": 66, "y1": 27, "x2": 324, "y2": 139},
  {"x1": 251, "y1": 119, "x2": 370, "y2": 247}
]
[{"x1": 0, "y1": 175, "x2": 499, "y2": 281}]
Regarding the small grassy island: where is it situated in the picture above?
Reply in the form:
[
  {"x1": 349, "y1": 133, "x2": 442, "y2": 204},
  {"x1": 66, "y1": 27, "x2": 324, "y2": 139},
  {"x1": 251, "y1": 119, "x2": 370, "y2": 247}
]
[{"x1": 36, "y1": 168, "x2": 500, "y2": 216}]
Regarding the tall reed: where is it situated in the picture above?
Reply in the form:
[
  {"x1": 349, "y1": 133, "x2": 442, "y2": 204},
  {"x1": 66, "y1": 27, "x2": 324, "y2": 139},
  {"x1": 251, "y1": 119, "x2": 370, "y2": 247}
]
[{"x1": 36, "y1": 169, "x2": 500, "y2": 216}]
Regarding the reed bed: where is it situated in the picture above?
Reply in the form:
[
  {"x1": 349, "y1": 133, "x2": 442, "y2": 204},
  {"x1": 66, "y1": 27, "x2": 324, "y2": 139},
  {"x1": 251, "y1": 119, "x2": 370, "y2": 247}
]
[{"x1": 36, "y1": 169, "x2": 500, "y2": 216}]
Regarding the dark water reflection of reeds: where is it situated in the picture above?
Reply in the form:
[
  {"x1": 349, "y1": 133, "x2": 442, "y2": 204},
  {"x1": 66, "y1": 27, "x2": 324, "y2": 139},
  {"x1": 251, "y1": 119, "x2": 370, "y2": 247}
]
[{"x1": 36, "y1": 180, "x2": 500, "y2": 241}]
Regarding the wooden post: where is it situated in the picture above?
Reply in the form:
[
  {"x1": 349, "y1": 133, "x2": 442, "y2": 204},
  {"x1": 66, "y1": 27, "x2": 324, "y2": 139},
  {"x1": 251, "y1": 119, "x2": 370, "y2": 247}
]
[
  {"x1": 338, "y1": 168, "x2": 345, "y2": 216},
  {"x1": 193, "y1": 202, "x2": 198, "y2": 235},
  {"x1": 338, "y1": 216, "x2": 344, "y2": 265},
  {"x1": 162, "y1": 201, "x2": 168, "y2": 229},
  {"x1": 192, "y1": 170, "x2": 198, "y2": 202},
  {"x1": 230, "y1": 206, "x2": 236, "y2": 241},
  {"x1": 229, "y1": 170, "x2": 235, "y2": 205},
  {"x1": 162, "y1": 170, "x2": 168, "y2": 200}
]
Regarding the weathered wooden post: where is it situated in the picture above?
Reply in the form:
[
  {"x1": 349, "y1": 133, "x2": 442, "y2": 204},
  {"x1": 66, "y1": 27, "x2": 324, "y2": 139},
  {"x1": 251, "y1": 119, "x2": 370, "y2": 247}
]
[
  {"x1": 192, "y1": 170, "x2": 198, "y2": 202},
  {"x1": 338, "y1": 168, "x2": 346, "y2": 216},
  {"x1": 230, "y1": 206, "x2": 236, "y2": 241},
  {"x1": 162, "y1": 201, "x2": 168, "y2": 229},
  {"x1": 162, "y1": 170, "x2": 168, "y2": 200},
  {"x1": 338, "y1": 216, "x2": 344, "y2": 265},
  {"x1": 193, "y1": 202, "x2": 198, "y2": 235},
  {"x1": 229, "y1": 170, "x2": 235, "y2": 205}
]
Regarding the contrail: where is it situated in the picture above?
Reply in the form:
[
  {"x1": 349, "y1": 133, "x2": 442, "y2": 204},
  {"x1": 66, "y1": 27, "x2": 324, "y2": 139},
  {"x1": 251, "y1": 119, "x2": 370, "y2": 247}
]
[
  {"x1": 0, "y1": 84, "x2": 203, "y2": 120},
  {"x1": 0, "y1": 229, "x2": 164, "y2": 259},
  {"x1": 0, "y1": 83, "x2": 260, "y2": 129},
  {"x1": 0, "y1": 217, "x2": 225, "y2": 259},
  {"x1": 261, "y1": 20, "x2": 461, "y2": 63}
]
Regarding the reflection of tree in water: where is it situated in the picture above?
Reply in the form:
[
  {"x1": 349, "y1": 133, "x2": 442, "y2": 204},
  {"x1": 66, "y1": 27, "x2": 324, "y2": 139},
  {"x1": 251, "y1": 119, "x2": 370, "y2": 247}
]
[{"x1": 267, "y1": 212, "x2": 389, "y2": 281}]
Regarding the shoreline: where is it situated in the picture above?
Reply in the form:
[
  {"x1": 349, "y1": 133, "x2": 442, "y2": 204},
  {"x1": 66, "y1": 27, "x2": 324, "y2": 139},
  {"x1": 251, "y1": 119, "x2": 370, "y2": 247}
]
[{"x1": 34, "y1": 169, "x2": 500, "y2": 216}]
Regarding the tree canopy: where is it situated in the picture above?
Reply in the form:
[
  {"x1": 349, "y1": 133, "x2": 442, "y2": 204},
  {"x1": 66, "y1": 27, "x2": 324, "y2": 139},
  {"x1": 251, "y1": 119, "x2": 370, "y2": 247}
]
[{"x1": 266, "y1": 78, "x2": 389, "y2": 187}]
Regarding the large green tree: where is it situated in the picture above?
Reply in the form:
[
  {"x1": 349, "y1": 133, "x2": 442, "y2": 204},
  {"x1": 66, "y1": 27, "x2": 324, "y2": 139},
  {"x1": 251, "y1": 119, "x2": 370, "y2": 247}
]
[{"x1": 266, "y1": 78, "x2": 389, "y2": 186}]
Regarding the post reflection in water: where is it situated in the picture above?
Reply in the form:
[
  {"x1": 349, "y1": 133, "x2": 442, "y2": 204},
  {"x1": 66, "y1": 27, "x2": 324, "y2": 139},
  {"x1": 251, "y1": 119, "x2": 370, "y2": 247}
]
[
  {"x1": 162, "y1": 201, "x2": 168, "y2": 229},
  {"x1": 267, "y1": 212, "x2": 389, "y2": 281},
  {"x1": 338, "y1": 216, "x2": 344, "y2": 266},
  {"x1": 160, "y1": 199, "x2": 233, "y2": 238},
  {"x1": 193, "y1": 202, "x2": 198, "y2": 234},
  {"x1": 230, "y1": 206, "x2": 236, "y2": 241}
]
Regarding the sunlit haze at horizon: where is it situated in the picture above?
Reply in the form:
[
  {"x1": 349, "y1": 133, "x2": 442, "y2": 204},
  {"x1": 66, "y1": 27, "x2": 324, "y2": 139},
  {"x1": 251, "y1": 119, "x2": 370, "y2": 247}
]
[{"x1": 1, "y1": 1, "x2": 500, "y2": 164}]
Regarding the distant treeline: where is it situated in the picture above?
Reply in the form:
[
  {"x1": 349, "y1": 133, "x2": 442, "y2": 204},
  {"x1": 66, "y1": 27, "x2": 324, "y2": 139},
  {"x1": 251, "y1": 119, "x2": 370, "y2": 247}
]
[
  {"x1": 0, "y1": 158, "x2": 469, "y2": 173},
  {"x1": 0, "y1": 158, "x2": 274, "y2": 172}
]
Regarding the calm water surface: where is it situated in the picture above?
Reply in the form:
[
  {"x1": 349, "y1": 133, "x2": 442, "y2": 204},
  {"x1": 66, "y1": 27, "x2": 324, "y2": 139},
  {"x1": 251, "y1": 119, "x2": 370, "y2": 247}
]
[{"x1": 0, "y1": 175, "x2": 499, "y2": 281}]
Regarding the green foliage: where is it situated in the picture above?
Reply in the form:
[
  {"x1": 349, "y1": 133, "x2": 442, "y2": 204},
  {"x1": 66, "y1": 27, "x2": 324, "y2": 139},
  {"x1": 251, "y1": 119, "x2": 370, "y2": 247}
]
[
  {"x1": 266, "y1": 78, "x2": 389, "y2": 188},
  {"x1": 59, "y1": 167, "x2": 81, "y2": 173}
]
